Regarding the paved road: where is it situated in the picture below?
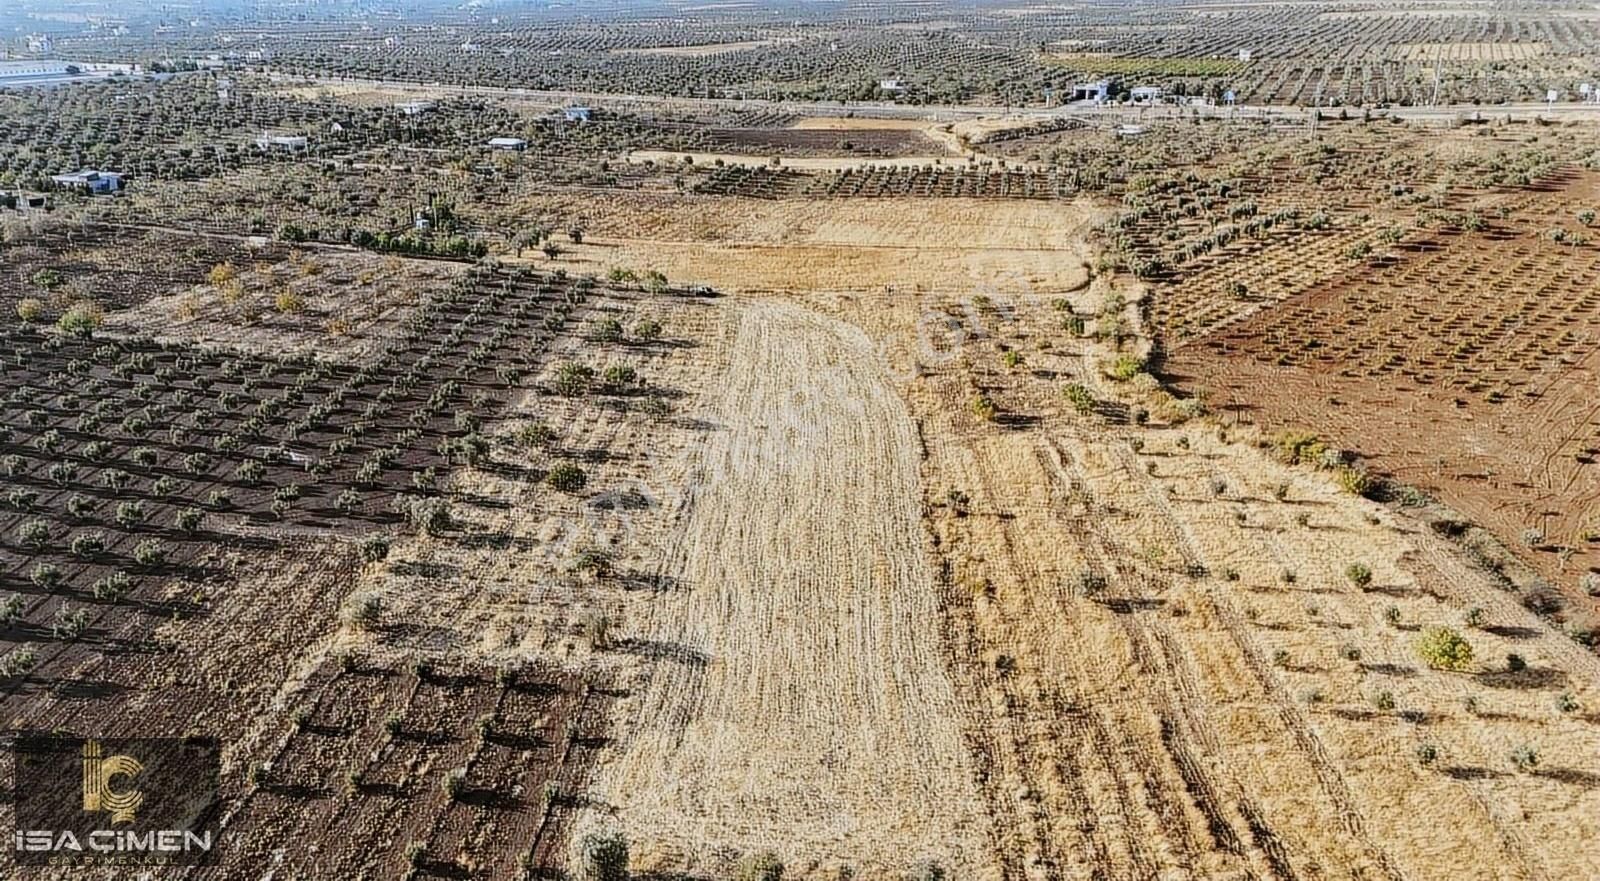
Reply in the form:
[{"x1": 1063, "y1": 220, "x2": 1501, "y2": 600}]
[{"x1": 279, "y1": 71, "x2": 1600, "y2": 126}]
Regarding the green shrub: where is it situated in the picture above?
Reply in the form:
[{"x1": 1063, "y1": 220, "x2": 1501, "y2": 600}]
[
  {"x1": 578, "y1": 832, "x2": 628, "y2": 881},
  {"x1": 1107, "y1": 354, "x2": 1144, "y2": 381},
  {"x1": 1335, "y1": 466, "x2": 1374, "y2": 497},
  {"x1": 18, "y1": 520, "x2": 49, "y2": 549},
  {"x1": 592, "y1": 318, "x2": 624, "y2": 342},
  {"x1": 553, "y1": 362, "x2": 595, "y2": 396},
  {"x1": 15, "y1": 297, "x2": 44, "y2": 323},
  {"x1": 407, "y1": 498, "x2": 452, "y2": 535},
  {"x1": 741, "y1": 852, "x2": 784, "y2": 881},
  {"x1": 70, "y1": 532, "x2": 105, "y2": 558},
  {"x1": 633, "y1": 318, "x2": 663, "y2": 341},
  {"x1": 132, "y1": 540, "x2": 167, "y2": 567},
  {"x1": 1345, "y1": 563, "x2": 1372, "y2": 588},
  {"x1": 546, "y1": 462, "x2": 588, "y2": 493},
  {"x1": 517, "y1": 422, "x2": 558, "y2": 449},
  {"x1": 602, "y1": 364, "x2": 638, "y2": 389},
  {"x1": 360, "y1": 537, "x2": 390, "y2": 563},
  {"x1": 56, "y1": 302, "x2": 103, "y2": 338},
  {"x1": 1417, "y1": 626, "x2": 1473, "y2": 672},
  {"x1": 1063, "y1": 384, "x2": 1095, "y2": 415},
  {"x1": 1271, "y1": 430, "x2": 1325, "y2": 466},
  {"x1": 1510, "y1": 745, "x2": 1538, "y2": 773}
]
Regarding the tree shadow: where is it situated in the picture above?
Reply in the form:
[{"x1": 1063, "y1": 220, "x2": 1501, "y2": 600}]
[
  {"x1": 484, "y1": 730, "x2": 548, "y2": 750},
  {"x1": 1482, "y1": 625, "x2": 1541, "y2": 641},
  {"x1": 614, "y1": 637, "x2": 710, "y2": 668},
  {"x1": 47, "y1": 678, "x2": 128, "y2": 701},
  {"x1": 1537, "y1": 767, "x2": 1600, "y2": 789},
  {"x1": 1362, "y1": 663, "x2": 1417, "y2": 677},
  {"x1": 415, "y1": 857, "x2": 474, "y2": 879},
  {"x1": 1444, "y1": 766, "x2": 1507, "y2": 781},
  {"x1": 454, "y1": 787, "x2": 522, "y2": 809},
  {"x1": 258, "y1": 781, "x2": 331, "y2": 799},
  {"x1": 1476, "y1": 667, "x2": 1568, "y2": 690}
]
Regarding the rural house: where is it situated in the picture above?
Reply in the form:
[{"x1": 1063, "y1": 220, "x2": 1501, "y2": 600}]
[
  {"x1": 256, "y1": 134, "x2": 309, "y2": 152},
  {"x1": 51, "y1": 169, "x2": 122, "y2": 194}
]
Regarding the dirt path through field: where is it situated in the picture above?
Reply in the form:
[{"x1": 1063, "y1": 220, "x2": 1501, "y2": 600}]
[{"x1": 594, "y1": 300, "x2": 993, "y2": 877}]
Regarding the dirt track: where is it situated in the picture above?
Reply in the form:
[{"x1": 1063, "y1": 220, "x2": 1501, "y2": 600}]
[{"x1": 594, "y1": 301, "x2": 993, "y2": 877}]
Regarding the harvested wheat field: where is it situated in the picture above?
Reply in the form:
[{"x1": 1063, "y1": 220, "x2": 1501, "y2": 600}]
[
  {"x1": 530, "y1": 193, "x2": 1098, "y2": 295},
  {"x1": 592, "y1": 302, "x2": 992, "y2": 877}
]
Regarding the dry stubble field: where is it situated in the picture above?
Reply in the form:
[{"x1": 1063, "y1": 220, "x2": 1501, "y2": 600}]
[{"x1": 527, "y1": 186, "x2": 1598, "y2": 879}]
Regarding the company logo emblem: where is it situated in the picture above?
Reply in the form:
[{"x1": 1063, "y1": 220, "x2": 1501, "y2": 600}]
[{"x1": 81, "y1": 740, "x2": 144, "y2": 825}]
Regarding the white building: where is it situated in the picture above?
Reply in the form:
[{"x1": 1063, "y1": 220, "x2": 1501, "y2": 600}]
[
  {"x1": 52, "y1": 170, "x2": 122, "y2": 194},
  {"x1": 486, "y1": 137, "x2": 528, "y2": 150},
  {"x1": 256, "y1": 134, "x2": 309, "y2": 151}
]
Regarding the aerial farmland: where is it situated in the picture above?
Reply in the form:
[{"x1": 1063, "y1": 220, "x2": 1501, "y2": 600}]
[{"x1": 0, "y1": 1, "x2": 1597, "y2": 879}]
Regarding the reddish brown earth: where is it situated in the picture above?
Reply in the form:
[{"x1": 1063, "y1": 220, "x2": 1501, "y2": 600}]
[{"x1": 1163, "y1": 187, "x2": 1600, "y2": 615}]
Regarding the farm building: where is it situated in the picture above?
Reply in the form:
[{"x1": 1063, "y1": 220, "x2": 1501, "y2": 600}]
[
  {"x1": 395, "y1": 100, "x2": 435, "y2": 116},
  {"x1": 564, "y1": 106, "x2": 592, "y2": 122},
  {"x1": 879, "y1": 79, "x2": 906, "y2": 92},
  {"x1": 0, "y1": 61, "x2": 74, "y2": 84},
  {"x1": 1070, "y1": 80, "x2": 1113, "y2": 102},
  {"x1": 256, "y1": 134, "x2": 309, "y2": 151},
  {"x1": 487, "y1": 137, "x2": 529, "y2": 150},
  {"x1": 1130, "y1": 86, "x2": 1164, "y2": 104},
  {"x1": 0, "y1": 191, "x2": 48, "y2": 210},
  {"x1": 51, "y1": 169, "x2": 122, "y2": 194}
]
